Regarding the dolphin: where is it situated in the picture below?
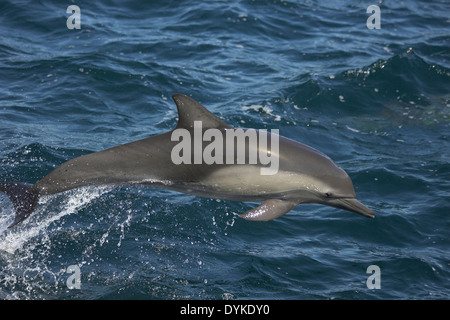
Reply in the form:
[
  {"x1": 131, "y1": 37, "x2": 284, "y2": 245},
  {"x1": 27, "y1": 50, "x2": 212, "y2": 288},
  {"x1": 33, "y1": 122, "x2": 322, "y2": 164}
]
[{"x1": 0, "y1": 94, "x2": 374, "y2": 228}]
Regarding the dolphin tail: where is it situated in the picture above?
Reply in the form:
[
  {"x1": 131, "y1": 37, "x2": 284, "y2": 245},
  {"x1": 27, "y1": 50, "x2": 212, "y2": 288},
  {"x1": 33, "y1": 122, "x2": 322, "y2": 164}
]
[{"x1": 0, "y1": 182, "x2": 39, "y2": 228}]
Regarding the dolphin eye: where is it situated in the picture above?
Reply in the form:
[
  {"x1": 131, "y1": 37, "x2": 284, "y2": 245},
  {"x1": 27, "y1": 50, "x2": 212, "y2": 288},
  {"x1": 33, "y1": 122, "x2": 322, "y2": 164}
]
[{"x1": 325, "y1": 192, "x2": 332, "y2": 198}]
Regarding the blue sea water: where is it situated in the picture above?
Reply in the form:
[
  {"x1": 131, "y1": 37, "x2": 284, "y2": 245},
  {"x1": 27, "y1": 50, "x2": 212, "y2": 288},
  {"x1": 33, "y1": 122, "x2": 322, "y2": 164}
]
[{"x1": 0, "y1": 0, "x2": 449, "y2": 300}]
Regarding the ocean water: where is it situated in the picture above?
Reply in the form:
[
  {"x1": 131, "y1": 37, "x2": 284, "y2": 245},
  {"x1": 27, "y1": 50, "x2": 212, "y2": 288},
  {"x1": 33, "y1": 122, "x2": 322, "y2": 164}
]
[{"x1": 0, "y1": 0, "x2": 449, "y2": 300}]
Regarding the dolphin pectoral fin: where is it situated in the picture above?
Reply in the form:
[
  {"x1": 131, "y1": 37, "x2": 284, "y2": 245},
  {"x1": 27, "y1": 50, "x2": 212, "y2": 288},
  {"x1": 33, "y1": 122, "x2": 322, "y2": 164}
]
[{"x1": 239, "y1": 199, "x2": 300, "y2": 221}]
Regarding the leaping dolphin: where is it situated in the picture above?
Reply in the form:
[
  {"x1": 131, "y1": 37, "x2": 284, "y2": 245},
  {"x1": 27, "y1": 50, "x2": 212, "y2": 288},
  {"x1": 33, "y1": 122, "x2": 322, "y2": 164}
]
[{"x1": 0, "y1": 94, "x2": 374, "y2": 228}]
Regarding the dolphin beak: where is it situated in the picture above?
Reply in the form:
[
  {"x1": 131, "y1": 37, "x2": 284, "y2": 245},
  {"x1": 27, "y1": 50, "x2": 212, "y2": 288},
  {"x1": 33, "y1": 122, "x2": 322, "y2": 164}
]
[{"x1": 328, "y1": 198, "x2": 375, "y2": 218}]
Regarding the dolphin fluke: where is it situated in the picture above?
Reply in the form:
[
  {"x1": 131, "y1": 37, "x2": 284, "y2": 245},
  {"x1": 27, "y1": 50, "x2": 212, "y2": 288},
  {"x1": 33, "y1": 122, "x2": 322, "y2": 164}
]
[{"x1": 0, "y1": 182, "x2": 39, "y2": 228}]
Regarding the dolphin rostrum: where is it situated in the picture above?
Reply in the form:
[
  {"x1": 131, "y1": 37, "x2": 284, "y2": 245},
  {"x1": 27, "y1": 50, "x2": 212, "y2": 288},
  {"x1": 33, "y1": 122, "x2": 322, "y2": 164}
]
[{"x1": 0, "y1": 94, "x2": 374, "y2": 228}]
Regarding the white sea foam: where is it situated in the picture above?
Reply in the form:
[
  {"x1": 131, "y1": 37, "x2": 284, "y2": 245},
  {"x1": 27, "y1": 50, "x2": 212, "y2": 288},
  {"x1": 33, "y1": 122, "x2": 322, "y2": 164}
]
[{"x1": 242, "y1": 104, "x2": 281, "y2": 121}]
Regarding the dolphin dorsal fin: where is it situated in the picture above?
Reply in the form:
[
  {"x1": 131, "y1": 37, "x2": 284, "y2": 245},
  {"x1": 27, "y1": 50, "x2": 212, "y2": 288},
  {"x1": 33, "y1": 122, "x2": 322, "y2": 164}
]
[{"x1": 172, "y1": 94, "x2": 231, "y2": 130}]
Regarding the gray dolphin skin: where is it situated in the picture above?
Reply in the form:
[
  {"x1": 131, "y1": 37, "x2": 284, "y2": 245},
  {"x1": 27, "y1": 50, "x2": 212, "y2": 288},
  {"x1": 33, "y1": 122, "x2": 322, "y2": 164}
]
[{"x1": 0, "y1": 94, "x2": 374, "y2": 228}]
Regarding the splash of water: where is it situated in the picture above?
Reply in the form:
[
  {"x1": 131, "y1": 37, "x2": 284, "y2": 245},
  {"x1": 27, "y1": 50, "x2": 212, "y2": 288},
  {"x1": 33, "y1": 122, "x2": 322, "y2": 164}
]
[{"x1": 0, "y1": 186, "x2": 113, "y2": 255}]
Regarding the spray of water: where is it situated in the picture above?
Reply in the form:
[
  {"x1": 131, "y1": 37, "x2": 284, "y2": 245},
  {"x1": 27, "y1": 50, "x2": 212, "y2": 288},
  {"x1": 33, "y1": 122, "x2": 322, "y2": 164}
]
[{"x1": 0, "y1": 186, "x2": 113, "y2": 254}]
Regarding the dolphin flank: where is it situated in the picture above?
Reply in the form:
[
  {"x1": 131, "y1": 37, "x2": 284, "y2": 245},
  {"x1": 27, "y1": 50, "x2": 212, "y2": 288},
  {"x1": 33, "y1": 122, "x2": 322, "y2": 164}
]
[{"x1": 0, "y1": 94, "x2": 374, "y2": 228}]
